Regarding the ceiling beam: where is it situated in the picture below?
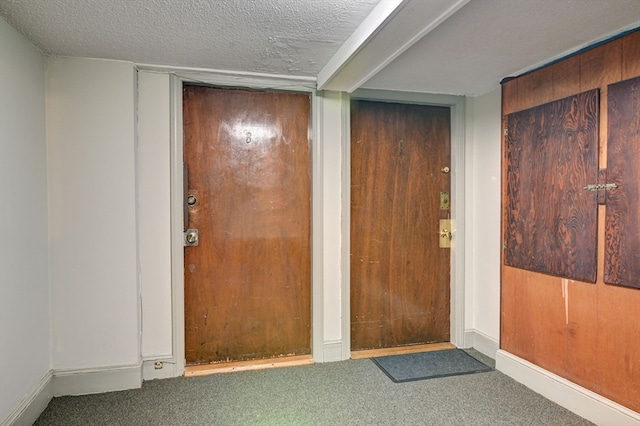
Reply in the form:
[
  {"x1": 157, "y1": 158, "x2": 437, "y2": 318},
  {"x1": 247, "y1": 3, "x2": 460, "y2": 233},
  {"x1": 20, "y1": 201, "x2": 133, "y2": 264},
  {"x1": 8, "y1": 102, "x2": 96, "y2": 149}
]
[{"x1": 317, "y1": 0, "x2": 470, "y2": 93}]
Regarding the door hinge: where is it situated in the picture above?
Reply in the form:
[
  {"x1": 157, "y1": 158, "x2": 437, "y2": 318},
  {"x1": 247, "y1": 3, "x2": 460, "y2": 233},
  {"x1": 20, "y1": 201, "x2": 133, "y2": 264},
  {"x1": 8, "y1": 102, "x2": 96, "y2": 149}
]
[{"x1": 583, "y1": 183, "x2": 617, "y2": 192}]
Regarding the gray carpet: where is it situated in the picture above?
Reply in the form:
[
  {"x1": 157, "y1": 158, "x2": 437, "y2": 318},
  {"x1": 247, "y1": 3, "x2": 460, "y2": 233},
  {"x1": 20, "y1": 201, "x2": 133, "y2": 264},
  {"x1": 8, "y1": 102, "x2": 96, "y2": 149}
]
[
  {"x1": 34, "y1": 349, "x2": 594, "y2": 426},
  {"x1": 372, "y1": 349, "x2": 492, "y2": 382}
]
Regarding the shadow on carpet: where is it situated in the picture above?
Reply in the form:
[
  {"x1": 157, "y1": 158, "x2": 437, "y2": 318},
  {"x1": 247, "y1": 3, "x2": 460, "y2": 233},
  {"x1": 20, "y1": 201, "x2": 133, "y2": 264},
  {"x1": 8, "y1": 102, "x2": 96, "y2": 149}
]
[{"x1": 372, "y1": 349, "x2": 492, "y2": 383}]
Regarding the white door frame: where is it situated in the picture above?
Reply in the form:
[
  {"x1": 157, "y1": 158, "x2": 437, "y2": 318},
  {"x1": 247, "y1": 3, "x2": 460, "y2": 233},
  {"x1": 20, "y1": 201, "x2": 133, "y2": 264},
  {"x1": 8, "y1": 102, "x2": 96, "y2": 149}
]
[
  {"x1": 341, "y1": 89, "x2": 466, "y2": 357},
  {"x1": 167, "y1": 72, "x2": 320, "y2": 375}
]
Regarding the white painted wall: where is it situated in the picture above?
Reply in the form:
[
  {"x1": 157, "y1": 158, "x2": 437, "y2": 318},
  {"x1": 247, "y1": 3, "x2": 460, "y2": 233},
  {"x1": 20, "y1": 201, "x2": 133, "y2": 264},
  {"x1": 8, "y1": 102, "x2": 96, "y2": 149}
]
[
  {"x1": 137, "y1": 72, "x2": 172, "y2": 361},
  {"x1": 464, "y1": 88, "x2": 502, "y2": 351},
  {"x1": 320, "y1": 91, "x2": 344, "y2": 345},
  {"x1": 0, "y1": 17, "x2": 51, "y2": 424},
  {"x1": 46, "y1": 58, "x2": 140, "y2": 371}
]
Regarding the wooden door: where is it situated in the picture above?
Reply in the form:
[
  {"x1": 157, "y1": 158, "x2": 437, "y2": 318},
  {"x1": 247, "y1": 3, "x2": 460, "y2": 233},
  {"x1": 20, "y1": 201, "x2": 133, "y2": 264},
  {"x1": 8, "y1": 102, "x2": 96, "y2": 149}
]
[
  {"x1": 350, "y1": 100, "x2": 451, "y2": 351},
  {"x1": 183, "y1": 86, "x2": 311, "y2": 365}
]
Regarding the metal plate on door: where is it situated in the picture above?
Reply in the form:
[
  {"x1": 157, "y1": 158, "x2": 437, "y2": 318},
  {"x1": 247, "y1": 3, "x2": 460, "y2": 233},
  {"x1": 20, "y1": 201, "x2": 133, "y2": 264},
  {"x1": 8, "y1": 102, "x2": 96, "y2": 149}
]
[
  {"x1": 440, "y1": 192, "x2": 450, "y2": 210},
  {"x1": 439, "y1": 219, "x2": 452, "y2": 248}
]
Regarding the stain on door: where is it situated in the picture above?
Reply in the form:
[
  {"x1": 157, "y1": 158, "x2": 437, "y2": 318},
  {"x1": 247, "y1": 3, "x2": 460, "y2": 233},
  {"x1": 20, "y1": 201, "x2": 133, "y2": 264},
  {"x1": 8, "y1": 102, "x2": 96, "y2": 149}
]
[
  {"x1": 183, "y1": 86, "x2": 311, "y2": 365},
  {"x1": 350, "y1": 100, "x2": 451, "y2": 351}
]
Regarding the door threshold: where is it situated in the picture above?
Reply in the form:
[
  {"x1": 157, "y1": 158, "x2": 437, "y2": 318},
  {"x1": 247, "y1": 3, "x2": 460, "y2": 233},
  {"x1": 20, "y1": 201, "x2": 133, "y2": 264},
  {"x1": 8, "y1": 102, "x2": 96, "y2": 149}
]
[
  {"x1": 185, "y1": 354, "x2": 314, "y2": 377},
  {"x1": 351, "y1": 342, "x2": 456, "y2": 359}
]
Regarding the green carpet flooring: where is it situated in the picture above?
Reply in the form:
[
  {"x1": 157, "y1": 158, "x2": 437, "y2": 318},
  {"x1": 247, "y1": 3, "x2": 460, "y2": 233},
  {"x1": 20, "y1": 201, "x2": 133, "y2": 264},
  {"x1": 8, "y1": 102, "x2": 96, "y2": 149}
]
[{"x1": 34, "y1": 350, "x2": 594, "y2": 425}]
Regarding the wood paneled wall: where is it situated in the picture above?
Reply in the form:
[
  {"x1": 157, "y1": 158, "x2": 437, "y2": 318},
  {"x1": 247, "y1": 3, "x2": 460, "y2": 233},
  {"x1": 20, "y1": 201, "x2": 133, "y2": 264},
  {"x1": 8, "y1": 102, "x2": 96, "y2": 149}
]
[{"x1": 501, "y1": 30, "x2": 640, "y2": 413}]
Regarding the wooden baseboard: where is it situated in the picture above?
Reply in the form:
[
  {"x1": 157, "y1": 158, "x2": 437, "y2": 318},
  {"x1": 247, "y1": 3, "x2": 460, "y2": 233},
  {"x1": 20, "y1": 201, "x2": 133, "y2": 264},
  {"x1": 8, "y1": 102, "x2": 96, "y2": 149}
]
[
  {"x1": 185, "y1": 355, "x2": 314, "y2": 377},
  {"x1": 351, "y1": 342, "x2": 456, "y2": 359}
]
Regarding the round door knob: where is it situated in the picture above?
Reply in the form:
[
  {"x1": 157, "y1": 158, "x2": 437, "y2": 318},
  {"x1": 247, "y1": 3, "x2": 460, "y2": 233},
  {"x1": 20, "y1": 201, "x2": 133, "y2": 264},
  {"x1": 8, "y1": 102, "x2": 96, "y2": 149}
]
[
  {"x1": 441, "y1": 166, "x2": 450, "y2": 174},
  {"x1": 187, "y1": 194, "x2": 197, "y2": 206},
  {"x1": 186, "y1": 232, "x2": 198, "y2": 244}
]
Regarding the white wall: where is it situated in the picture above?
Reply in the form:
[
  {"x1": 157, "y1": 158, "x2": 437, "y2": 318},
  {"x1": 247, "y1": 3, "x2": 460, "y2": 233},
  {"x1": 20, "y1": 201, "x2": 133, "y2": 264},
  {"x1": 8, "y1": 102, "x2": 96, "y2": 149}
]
[
  {"x1": 46, "y1": 58, "x2": 140, "y2": 373},
  {"x1": 137, "y1": 72, "x2": 172, "y2": 362},
  {"x1": 464, "y1": 88, "x2": 502, "y2": 353},
  {"x1": 0, "y1": 17, "x2": 51, "y2": 424},
  {"x1": 319, "y1": 91, "x2": 345, "y2": 353}
]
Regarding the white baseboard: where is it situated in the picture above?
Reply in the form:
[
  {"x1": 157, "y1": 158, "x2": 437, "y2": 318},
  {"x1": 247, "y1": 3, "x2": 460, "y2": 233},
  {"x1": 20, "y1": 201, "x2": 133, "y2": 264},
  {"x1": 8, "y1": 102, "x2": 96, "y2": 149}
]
[
  {"x1": 464, "y1": 329, "x2": 499, "y2": 359},
  {"x1": 142, "y1": 356, "x2": 180, "y2": 380},
  {"x1": 53, "y1": 363, "x2": 142, "y2": 396},
  {"x1": 496, "y1": 350, "x2": 640, "y2": 426},
  {"x1": 322, "y1": 340, "x2": 344, "y2": 362},
  {"x1": 1, "y1": 371, "x2": 53, "y2": 426}
]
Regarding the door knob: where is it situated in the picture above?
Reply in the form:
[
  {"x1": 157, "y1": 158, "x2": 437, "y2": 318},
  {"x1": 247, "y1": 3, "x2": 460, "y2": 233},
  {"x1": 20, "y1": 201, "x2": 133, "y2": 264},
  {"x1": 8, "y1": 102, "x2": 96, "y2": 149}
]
[
  {"x1": 184, "y1": 229, "x2": 199, "y2": 246},
  {"x1": 439, "y1": 219, "x2": 452, "y2": 248}
]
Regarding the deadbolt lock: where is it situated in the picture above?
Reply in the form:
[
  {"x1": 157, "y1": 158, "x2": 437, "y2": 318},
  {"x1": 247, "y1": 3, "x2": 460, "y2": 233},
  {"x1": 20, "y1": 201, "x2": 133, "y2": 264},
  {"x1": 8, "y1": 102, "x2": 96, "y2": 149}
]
[
  {"x1": 186, "y1": 194, "x2": 197, "y2": 206},
  {"x1": 184, "y1": 229, "x2": 199, "y2": 246},
  {"x1": 439, "y1": 219, "x2": 452, "y2": 248}
]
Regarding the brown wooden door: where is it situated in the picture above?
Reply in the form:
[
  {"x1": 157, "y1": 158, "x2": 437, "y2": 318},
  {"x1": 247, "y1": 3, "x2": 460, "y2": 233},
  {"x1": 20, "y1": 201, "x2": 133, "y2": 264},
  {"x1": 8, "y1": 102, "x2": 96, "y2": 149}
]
[
  {"x1": 183, "y1": 86, "x2": 311, "y2": 365},
  {"x1": 350, "y1": 100, "x2": 451, "y2": 351}
]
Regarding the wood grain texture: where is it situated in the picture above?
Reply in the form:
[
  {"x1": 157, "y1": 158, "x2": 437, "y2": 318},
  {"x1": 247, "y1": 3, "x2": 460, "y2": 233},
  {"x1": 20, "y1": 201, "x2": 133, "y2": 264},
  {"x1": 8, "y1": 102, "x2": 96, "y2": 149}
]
[
  {"x1": 552, "y1": 54, "x2": 581, "y2": 99},
  {"x1": 504, "y1": 90, "x2": 599, "y2": 282},
  {"x1": 604, "y1": 76, "x2": 640, "y2": 288},
  {"x1": 351, "y1": 342, "x2": 455, "y2": 359},
  {"x1": 350, "y1": 100, "x2": 451, "y2": 351},
  {"x1": 580, "y1": 39, "x2": 622, "y2": 93},
  {"x1": 183, "y1": 86, "x2": 311, "y2": 364},
  {"x1": 622, "y1": 30, "x2": 640, "y2": 80},
  {"x1": 501, "y1": 30, "x2": 640, "y2": 413}
]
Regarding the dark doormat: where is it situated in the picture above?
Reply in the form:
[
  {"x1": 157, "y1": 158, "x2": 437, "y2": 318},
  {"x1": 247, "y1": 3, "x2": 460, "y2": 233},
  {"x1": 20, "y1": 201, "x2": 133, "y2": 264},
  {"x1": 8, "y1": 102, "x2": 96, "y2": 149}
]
[{"x1": 372, "y1": 349, "x2": 492, "y2": 383}]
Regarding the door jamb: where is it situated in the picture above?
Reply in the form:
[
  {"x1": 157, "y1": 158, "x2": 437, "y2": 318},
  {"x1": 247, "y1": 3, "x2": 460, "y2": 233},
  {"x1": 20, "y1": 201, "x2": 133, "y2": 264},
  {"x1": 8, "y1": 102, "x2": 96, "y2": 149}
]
[
  {"x1": 169, "y1": 74, "x2": 320, "y2": 374},
  {"x1": 343, "y1": 89, "x2": 466, "y2": 356}
]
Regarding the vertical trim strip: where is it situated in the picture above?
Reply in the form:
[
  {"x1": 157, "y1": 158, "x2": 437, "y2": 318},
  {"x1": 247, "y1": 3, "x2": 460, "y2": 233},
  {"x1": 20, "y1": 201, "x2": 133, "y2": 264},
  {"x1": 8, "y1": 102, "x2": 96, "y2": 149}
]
[
  {"x1": 311, "y1": 91, "x2": 325, "y2": 362},
  {"x1": 340, "y1": 93, "x2": 352, "y2": 359},
  {"x1": 169, "y1": 75, "x2": 186, "y2": 376}
]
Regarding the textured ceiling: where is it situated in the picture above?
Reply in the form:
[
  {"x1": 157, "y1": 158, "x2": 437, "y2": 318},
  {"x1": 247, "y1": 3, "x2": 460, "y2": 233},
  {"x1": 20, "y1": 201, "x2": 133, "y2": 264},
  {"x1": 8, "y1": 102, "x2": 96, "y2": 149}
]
[
  {"x1": 0, "y1": 0, "x2": 381, "y2": 77},
  {"x1": 363, "y1": 0, "x2": 640, "y2": 96},
  {"x1": 1, "y1": 0, "x2": 639, "y2": 96}
]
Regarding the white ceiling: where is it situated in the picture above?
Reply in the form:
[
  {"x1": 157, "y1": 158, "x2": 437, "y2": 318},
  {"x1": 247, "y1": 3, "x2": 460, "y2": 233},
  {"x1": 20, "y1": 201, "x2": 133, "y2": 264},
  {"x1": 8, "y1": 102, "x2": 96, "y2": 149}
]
[
  {"x1": 0, "y1": 0, "x2": 382, "y2": 76},
  {"x1": 1, "y1": 0, "x2": 639, "y2": 96},
  {"x1": 363, "y1": 0, "x2": 640, "y2": 96}
]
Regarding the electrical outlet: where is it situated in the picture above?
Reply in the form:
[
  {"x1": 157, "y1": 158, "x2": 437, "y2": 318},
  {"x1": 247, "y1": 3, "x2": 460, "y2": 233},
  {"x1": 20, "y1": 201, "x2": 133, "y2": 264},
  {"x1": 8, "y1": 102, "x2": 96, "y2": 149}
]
[{"x1": 154, "y1": 361, "x2": 164, "y2": 370}]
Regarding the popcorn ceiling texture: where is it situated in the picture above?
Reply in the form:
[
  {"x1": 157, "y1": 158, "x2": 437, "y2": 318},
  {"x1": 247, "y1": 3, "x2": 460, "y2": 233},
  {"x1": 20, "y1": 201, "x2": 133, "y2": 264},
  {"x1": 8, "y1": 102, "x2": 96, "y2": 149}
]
[
  {"x1": 0, "y1": 0, "x2": 380, "y2": 76},
  {"x1": 1, "y1": 0, "x2": 637, "y2": 95}
]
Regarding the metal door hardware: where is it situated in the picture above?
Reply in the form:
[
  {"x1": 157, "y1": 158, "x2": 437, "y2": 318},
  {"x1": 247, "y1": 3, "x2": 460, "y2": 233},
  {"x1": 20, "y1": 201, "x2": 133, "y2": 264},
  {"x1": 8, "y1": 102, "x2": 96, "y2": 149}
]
[
  {"x1": 184, "y1": 229, "x2": 199, "y2": 246},
  {"x1": 439, "y1": 219, "x2": 452, "y2": 248},
  {"x1": 441, "y1": 166, "x2": 450, "y2": 174},
  {"x1": 440, "y1": 192, "x2": 450, "y2": 210},
  {"x1": 583, "y1": 183, "x2": 617, "y2": 191},
  {"x1": 186, "y1": 194, "x2": 197, "y2": 205}
]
